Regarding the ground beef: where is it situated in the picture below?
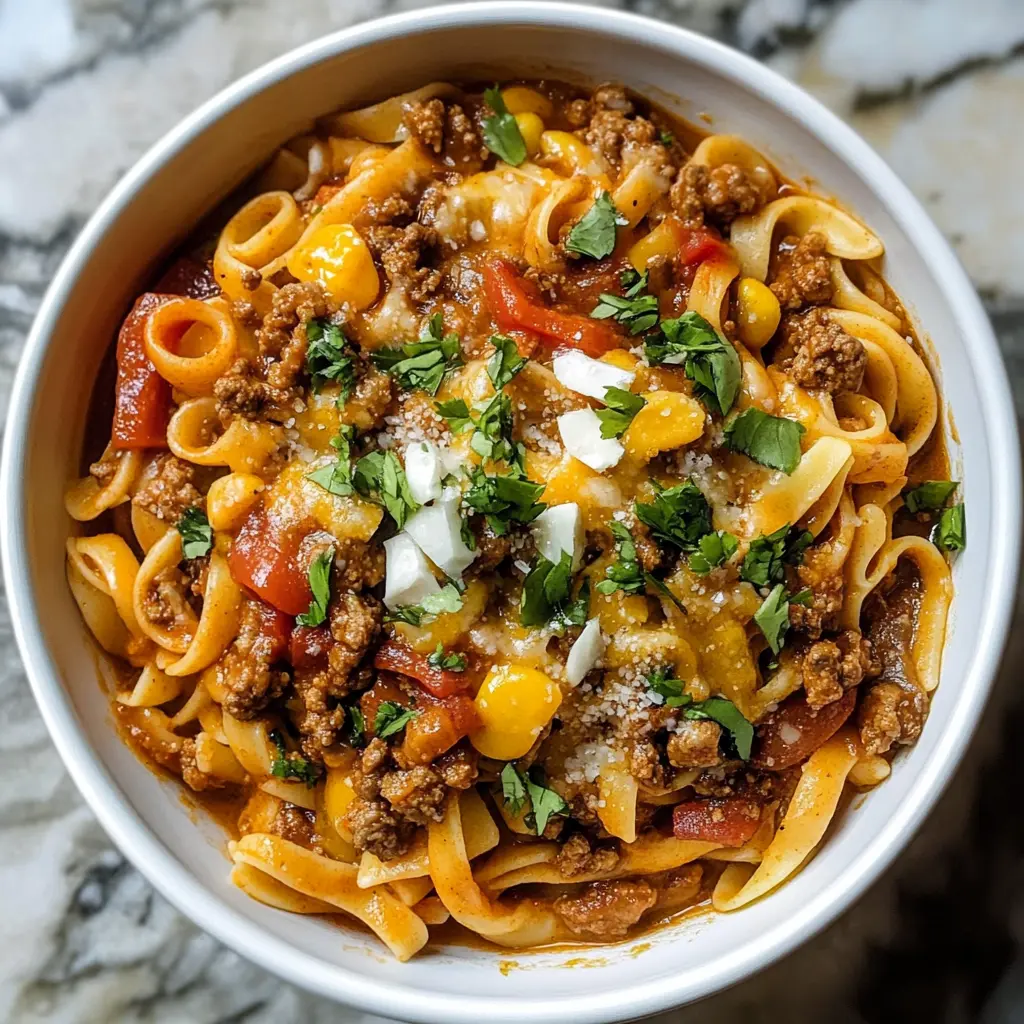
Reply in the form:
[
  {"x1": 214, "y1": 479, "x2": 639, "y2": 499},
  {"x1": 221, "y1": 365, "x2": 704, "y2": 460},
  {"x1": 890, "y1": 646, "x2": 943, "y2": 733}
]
[
  {"x1": 378, "y1": 765, "x2": 447, "y2": 825},
  {"x1": 666, "y1": 720, "x2": 723, "y2": 768},
  {"x1": 366, "y1": 222, "x2": 442, "y2": 304},
  {"x1": 327, "y1": 591, "x2": 383, "y2": 677},
  {"x1": 777, "y1": 308, "x2": 867, "y2": 394},
  {"x1": 555, "y1": 833, "x2": 620, "y2": 878},
  {"x1": 577, "y1": 84, "x2": 674, "y2": 179},
  {"x1": 857, "y1": 680, "x2": 927, "y2": 755},
  {"x1": 671, "y1": 162, "x2": 767, "y2": 229},
  {"x1": 770, "y1": 233, "x2": 833, "y2": 310},
  {"x1": 468, "y1": 516, "x2": 513, "y2": 574},
  {"x1": 143, "y1": 567, "x2": 191, "y2": 628},
  {"x1": 629, "y1": 515, "x2": 663, "y2": 573},
  {"x1": 333, "y1": 537, "x2": 386, "y2": 591},
  {"x1": 257, "y1": 280, "x2": 334, "y2": 387},
  {"x1": 554, "y1": 879, "x2": 657, "y2": 939},
  {"x1": 132, "y1": 454, "x2": 202, "y2": 523},
  {"x1": 346, "y1": 796, "x2": 416, "y2": 861},
  {"x1": 270, "y1": 804, "x2": 317, "y2": 848},
  {"x1": 180, "y1": 738, "x2": 224, "y2": 793},
  {"x1": 787, "y1": 544, "x2": 844, "y2": 639},
  {"x1": 361, "y1": 736, "x2": 390, "y2": 774},
  {"x1": 801, "y1": 630, "x2": 880, "y2": 709},
  {"x1": 89, "y1": 450, "x2": 120, "y2": 487},
  {"x1": 434, "y1": 744, "x2": 478, "y2": 789},
  {"x1": 403, "y1": 99, "x2": 487, "y2": 172},
  {"x1": 220, "y1": 598, "x2": 291, "y2": 720},
  {"x1": 628, "y1": 739, "x2": 668, "y2": 787},
  {"x1": 214, "y1": 357, "x2": 297, "y2": 422},
  {"x1": 344, "y1": 367, "x2": 394, "y2": 434}
]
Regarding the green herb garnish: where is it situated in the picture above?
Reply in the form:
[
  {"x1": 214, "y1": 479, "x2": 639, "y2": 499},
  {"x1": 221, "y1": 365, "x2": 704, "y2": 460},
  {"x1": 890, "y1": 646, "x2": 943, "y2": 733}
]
[
  {"x1": 904, "y1": 480, "x2": 959, "y2": 515},
  {"x1": 371, "y1": 315, "x2": 462, "y2": 395},
  {"x1": 177, "y1": 506, "x2": 212, "y2": 560},
  {"x1": 487, "y1": 334, "x2": 527, "y2": 389},
  {"x1": 427, "y1": 642, "x2": 467, "y2": 672},
  {"x1": 724, "y1": 408, "x2": 805, "y2": 474},
  {"x1": 683, "y1": 697, "x2": 753, "y2": 761},
  {"x1": 306, "y1": 424, "x2": 356, "y2": 497},
  {"x1": 353, "y1": 449, "x2": 420, "y2": 529},
  {"x1": 463, "y1": 468, "x2": 546, "y2": 536},
  {"x1": 595, "y1": 520, "x2": 646, "y2": 597},
  {"x1": 934, "y1": 503, "x2": 965, "y2": 552},
  {"x1": 565, "y1": 190, "x2": 624, "y2": 260},
  {"x1": 306, "y1": 318, "x2": 357, "y2": 403},
  {"x1": 500, "y1": 764, "x2": 569, "y2": 834},
  {"x1": 740, "y1": 523, "x2": 813, "y2": 587},
  {"x1": 689, "y1": 530, "x2": 739, "y2": 575},
  {"x1": 595, "y1": 387, "x2": 646, "y2": 439},
  {"x1": 269, "y1": 730, "x2": 322, "y2": 787},
  {"x1": 753, "y1": 583, "x2": 792, "y2": 655},
  {"x1": 646, "y1": 667, "x2": 690, "y2": 707},
  {"x1": 296, "y1": 548, "x2": 333, "y2": 627},
  {"x1": 520, "y1": 551, "x2": 585, "y2": 627},
  {"x1": 482, "y1": 85, "x2": 527, "y2": 166},
  {"x1": 385, "y1": 583, "x2": 464, "y2": 626},
  {"x1": 500, "y1": 762, "x2": 527, "y2": 816},
  {"x1": 374, "y1": 701, "x2": 419, "y2": 739},
  {"x1": 591, "y1": 270, "x2": 659, "y2": 335},
  {"x1": 634, "y1": 481, "x2": 713, "y2": 552}
]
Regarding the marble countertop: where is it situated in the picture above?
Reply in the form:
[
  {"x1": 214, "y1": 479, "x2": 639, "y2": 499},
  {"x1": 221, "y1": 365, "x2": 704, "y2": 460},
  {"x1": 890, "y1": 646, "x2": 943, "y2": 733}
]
[{"x1": 2, "y1": 1, "x2": 1023, "y2": 1021}]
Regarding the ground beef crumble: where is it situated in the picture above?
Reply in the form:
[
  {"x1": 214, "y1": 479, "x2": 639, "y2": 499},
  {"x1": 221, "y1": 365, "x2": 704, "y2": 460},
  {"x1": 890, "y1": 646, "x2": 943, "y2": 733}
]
[
  {"x1": 132, "y1": 454, "x2": 202, "y2": 522},
  {"x1": 770, "y1": 232, "x2": 833, "y2": 310},
  {"x1": 857, "y1": 680, "x2": 927, "y2": 755},
  {"x1": 787, "y1": 543, "x2": 844, "y2": 640},
  {"x1": 671, "y1": 162, "x2": 768, "y2": 229},
  {"x1": 366, "y1": 222, "x2": 443, "y2": 304},
  {"x1": 801, "y1": 630, "x2": 879, "y2": 709},
  {"x1": 257, "y1": 280, "x2": 334, "y2": 388},
  {"x1": 214, "y1": 357, "x2": 297, "y2": 422},
  {"x1": 555, "y1": 832, "x2": 620, "y2": 878},
  {"x1": 402, "y1": 98, "x2": 487, "y2": 172},
  {"x1": 575, "y1": 84, "x2": 674, "y2": 179},
  {"x1": 666, "y1": 720, "x2": 723, "y2": 768},
  {"x1": 777, "y1": 308, "x2": 867, "y2": 394},
  {"x1": 219, "y1": 597, "x2": 291, "y2": 720},
  {"x1": 554, "y1": 879, "x2": 657, "y2": 939}
]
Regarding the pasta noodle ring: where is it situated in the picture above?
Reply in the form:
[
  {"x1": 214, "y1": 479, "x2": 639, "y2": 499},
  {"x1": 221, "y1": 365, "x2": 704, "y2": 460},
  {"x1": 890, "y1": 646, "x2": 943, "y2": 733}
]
[
  {"x1": 64, "y1": 446, "x2": 142, "y2": 522},
  {"x1": 167, "y1": 397, "x2": 282, "y2": 474},
  {"x1": 144, "y1": 297, "x2": 238, "y2": 395},
  {"x1": 132, "y1": 529, "x2": 198, "y2": 653}
]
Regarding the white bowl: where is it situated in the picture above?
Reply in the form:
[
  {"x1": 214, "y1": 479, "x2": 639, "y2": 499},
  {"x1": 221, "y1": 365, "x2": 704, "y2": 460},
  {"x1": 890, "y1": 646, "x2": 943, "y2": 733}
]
[{"x1": 2, "y1": 3, "x2": 1019, "y2": 1021}]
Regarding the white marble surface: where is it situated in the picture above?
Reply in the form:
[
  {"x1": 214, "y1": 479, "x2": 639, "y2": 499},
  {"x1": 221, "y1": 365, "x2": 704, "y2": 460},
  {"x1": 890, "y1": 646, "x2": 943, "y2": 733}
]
[{"x1": 2, "y1": 1, "x2": 1023, "y2": 1021}]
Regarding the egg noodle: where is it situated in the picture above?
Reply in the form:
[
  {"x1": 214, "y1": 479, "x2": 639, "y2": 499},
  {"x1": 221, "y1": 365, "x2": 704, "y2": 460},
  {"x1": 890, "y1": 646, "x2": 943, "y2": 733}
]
[{"x1": 65, "y1": 81, "x2": 959, "y2": 960}]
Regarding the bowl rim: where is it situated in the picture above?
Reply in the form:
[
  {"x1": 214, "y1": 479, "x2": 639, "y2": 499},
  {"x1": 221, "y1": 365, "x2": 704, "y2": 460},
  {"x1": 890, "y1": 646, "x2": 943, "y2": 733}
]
[{"x1": 2, "y1": 3, "x2": 1020, "y2": 1021}]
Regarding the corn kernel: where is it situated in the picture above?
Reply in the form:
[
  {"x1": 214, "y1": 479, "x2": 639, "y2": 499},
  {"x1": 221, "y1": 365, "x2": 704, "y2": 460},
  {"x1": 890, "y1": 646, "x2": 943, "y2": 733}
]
[
  {"x1": 624, "y1": 391, "x2": 706, "y2": 460},
  {"x1": 501, "y1": 86, "x2": 554, "y2": 120},
  {"x1": 628, "y1": 217, "x2": 683, "y2": 272},
  {"x1": 471, "y1": 664, "x2": 562, "y2": 760},
  {"x1": 324, "y1": 769, "x2": 357, "y2": 841},
  {"x1": 514, "y1": 112, "x2": 545, "y2": 157},
  {"x1": 736, "y1": 277, "x2": 782, "y2": 348},
  {"x1": 600, "y1": 349, "x2": 640, "y2": 373},
  {"x1": 286, "y1": 224, "x2": 379, "y2": 309},
  {"x1": 539, "y1": 131, "x2": 605, "y2": 178},
  {"x1": 206, "y1": 473, "x2": 265, "y2": 532}
]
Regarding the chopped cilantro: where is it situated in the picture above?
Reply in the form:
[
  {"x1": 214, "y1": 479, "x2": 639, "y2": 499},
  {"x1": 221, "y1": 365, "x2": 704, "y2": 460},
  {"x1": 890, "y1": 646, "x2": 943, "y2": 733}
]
[
  {"x1": 724, "y1": 408, "x2": 805, "y2": 474},
  {"x1": 371, "y1": 315, "x2": 462, "y2": 395},
  {"x1": 753, "y1": 583, "x2": 792, "y2": 655},
  {"x1": 348, "y1": 706, "x2": 366, "y2": 747},
  {"x1": 659, "y1": 129, "x2": 675, "y2": 147},
  {"x1": 487, "y1": 334, "x2": 527, "y2": 389},
  {"x1": 353, "y1": 449, "x2": 419, "y2": 528},
  {"x1": 435, "y1": 397, "x2": 475, "y2": 434},
  {"x1": 595, "y1": 387, "x2": 647, "y2": 439},
  {"x1": 374, "y1": 701, "x2": 419, "y2": 739},
  {"x1": 591, "y1": 270, "x2": 659, "y2": 335},
  {"x1": 645, "y1": 572, "x2": 688, "y2": 614},
  {"x1": 502, "y1": 764, "x2": 569, "y2": 835},
  {"x1": 269, "y1": 730, "x2": 322, "y2": 787},
  {"x1": 689, "y1": 530, "x2": 739, "y2": 575},
  {"x1": 501, "y1": 762, "x2": 527, "y2": 816},
  {"x1": 682, "y1": 697, "x2": 753, "y2": 761},
  {"x1": 904, "y1": 480, "x2": 959, "y2": 515},
  {"x1": 385, "y1": 583, "x2": 464, "y2": 626},
  {"x1": 296, "y1": 548, "x2": 333, "y2": 627},
  {"x1": 595, "y1": 520, "x2": 646, "y2": 597},
  {"x1": 463, "y1": 467, "x2": 546, "y2": 536},
  {"x1": 564, "y1": 191, "x2": 624, "y2": 260},
  {"x1": 176, "y1": 506, "x2": 212, "y2": 560},
  {"x1": 520, "y1": 550, "x2": 579, "y2": 627},
  {"x1": 646, "y1": 667, "x2": 690, "y2": 708},
  {"x1": 306, "y1": 318, "x2": 357, "y2": 403},
  {"x1": 482, "y1": 85, "x2": 527, "y2": 166},
  {"x1": 634, "y1": 480, "x2": 713, "y2": 552},
  {"x1": 305, "y1": 424, "x2": 355, "y2": 497},
  {"x1": 645, "y1": 311, "x2": 741, "y2": 416},
  {"x1": 427, "y1": 642, "x2": 467, "y2": 672},
  {"x1": 740, "y1": 523, "x2": 813, "y2": 588},
  {"x1": 934, "y1": 503, "x2": 965, "y2": 552}
]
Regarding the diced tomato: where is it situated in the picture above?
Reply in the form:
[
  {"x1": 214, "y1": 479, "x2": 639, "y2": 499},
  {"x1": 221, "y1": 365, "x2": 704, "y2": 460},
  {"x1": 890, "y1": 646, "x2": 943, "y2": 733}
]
[
  {"x1": 374, "y1": 640, "x2": 471, "y2": 699},
  {"x1": 289, "y1": 624, "x2": 332, "y2": 669},
  {"x1": 680, "y1": 226, "x2": 732, "y2": 267},
  {"x1": 672, "y1": 796, "x2": 763, "y2": 847},
  {"x1": 401, "y1": 696, "x2": 481, "y2": 765},
  {"x1": 252, "y1": 600, "x2": 293, "y2": 661},
  {"x1": 228, "y1": 505, "x2": 312, "y2": 617},
  {"x1": 751, "y1": 688, "x2": 856, "y2": 771},
  {"x1": 483, "y1": 258, "x2": 620, "y2": 358},
  {"x1": 111, "y1": 293, "x2": 174, "y2": 450},
  {"x1": 360, "y1": 676, "x2": 413, "y2": 737}
]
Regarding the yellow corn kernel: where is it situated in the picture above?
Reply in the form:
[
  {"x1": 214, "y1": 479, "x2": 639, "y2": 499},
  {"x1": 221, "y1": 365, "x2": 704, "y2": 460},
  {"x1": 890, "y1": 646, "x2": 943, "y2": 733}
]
[
  {"x1": 514, "y1": 112, "x2": 545, "y2": 157},
  {"x1": 600, "y1": 349, "x2": 640, "y2": 373},
  {"x1": 323, "y1": 768, "x2": 357, "y2": 841},
  {"x1": 501, "y1": 86, "x2": 554, "y2": 120},
  {"x1": 394, "y1": 579, "x2": 489, "y2": 653},
  {"x1": 286, "y1": 224, "x2": 379, "y2": 309},
  {"x1": 471, "y1": 664, "x2": 562, "y2": 760},
  {"x1": 735, "y1": 277, "x2": 782, "y2": 348},
  {"x1": 539, "y1": 130, "x2": 605, "y2": 178},
  {"x1": 628, "y1": 217, "x2": 683, "y2": 272},
  {"x1": 206, "y1": 473, "x2": 265, "y2": 532},
  {"x1": 624, "y1": 391, "x2": 706, "y2": 461}
]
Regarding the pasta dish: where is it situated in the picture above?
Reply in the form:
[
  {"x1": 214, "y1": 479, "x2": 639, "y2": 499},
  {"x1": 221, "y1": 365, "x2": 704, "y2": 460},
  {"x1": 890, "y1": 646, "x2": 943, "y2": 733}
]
[{"x1": 64, "y1": 80, "x2": 961, "y2": 960}]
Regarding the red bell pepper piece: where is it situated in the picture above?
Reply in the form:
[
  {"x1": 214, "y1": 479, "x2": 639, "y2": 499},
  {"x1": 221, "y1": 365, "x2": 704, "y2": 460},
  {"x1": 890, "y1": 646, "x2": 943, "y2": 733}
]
[
  {"x1": 672, "y1": 796, "x2": 763, "y2": 847},
  {"x1": 228, "y1": 506, "x2": 312, "y2": 617},
  {"x1": 483, "y1": 258, "x2": 620, "y2": 358},
  {"x1": 111, "y1": 293, "x2": 173, "y2": 449},
  {"x1": 374, "y1": 639, "x2": 471, "y2": 698},
  {"x1": 252, "y1": 599, "x2": 293, "y2": 662},
  {"x1": 680, "y1": 226, "x2": 733, "y2": 266},
  {"x1": 401, "y1": 696, "x2": 481, "y2": 764},
  {"x1": 751, "y1": 688, "x2": 856, "y2": 771}
]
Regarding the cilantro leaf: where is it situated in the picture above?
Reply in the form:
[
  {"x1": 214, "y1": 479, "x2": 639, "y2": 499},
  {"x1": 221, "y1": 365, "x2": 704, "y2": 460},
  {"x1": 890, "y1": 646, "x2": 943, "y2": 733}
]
[
  {"x1": 435, "y1": 397, "x2": 474, "y2": 434},
  {"x1": 470, "y1": 391, "x2": 522, "y2": 468},
  {"x1": 934, "y1": 503, "x2": 965, "y2": 552},
  {"x1": 374, "y1": 701, "x2": 419, "y2": 739},
  {"x1": 306, "y1": 318, "x2": 357, "y2": 403},
  {"x1": 177, "y1": 506, "x2": 212, "y2": 560},
  {"x1": 371, "y1": 316, "x2": 462, "y2": 395},
  {"x1": 524, "y1": 770, "x2": 569, "y2": 835},
  {"x1": 790, "y1": 587, "x2": 813, "y2": 606},
  {"x1": 427, "y1": 642, "x2": 467, "y2": 672},
  {"x1": 659, "y1": 129, "x2": 675, "y2": 146},
  {"x1": 645, "y1": 311, "x2": 741, "y2": 416},
  {"x1": 501, "y1": 762, "x2": 527, "y2": 816},
  {"x1": 306, "y1": 424, "x2": 355, "y2": 497},
  {"x1": 646, "y1": 667, "x2": 691, "y2": 708},
  {"x1": 384, "y1": 583, "x2": 465, "y2": 627},
  {"x1": 296, "y1": 548, "x2": 333, "y2": 627},
  {"x1": 560, "y1": 577, "x2": 591, "y2": 628},
  {"x1": 348, "y1": 706, "x2": 366, "y2": 747},
  {"x1": 591, "y1": 271, "x2": 659, "y2": 335},
  {"x1": 904, "y1": 480, "x2": 959, "y2": 515},
  {"x1": 487, "y1": 334, "x2": 527, "y2": 390},
  {"x1": 595, "y1": 520, "x2": 646, "y2": 596},
  {"x1": 520, "y1": 550, "x2": 577, "y2": 627},
  {"x1": 269, "y1": 730, "x2": 322, "y2": 787},
  {"x1": 595, "y1": 387, "x2": 646, "y2": 439},
  {"x1": 634, "y1": 481, "x2": 712, "y2": 552},
  {"x1": 683, "y1": 697, "x2": 753, "y2": 760},
  {"x1": 464, "y1": 468, "x2": 546, "y2": 536},
  {"x1": 565, "y1": 191, "x2": 623, "y2": 260},
  {"x1": 482, "y1": 85, "x2": 527, "y2": 166},
  {"x1": 644, "y1": 572, "x2": 687, "y2": 614},
  {"x1": 353, "y1": 449, "x2": 420, "y2": 528},
  {"x1": 724, "y1": 408, "x2": 805, "y2": 474},
  {"x1": 740, "y1": 523, "x2": 812, "y2": 587},
  {"x1": 689, "y1": 530, "x2": 738, "y2": 575},
  {"x1": 753, "y1": 583, "x2": 791, "y2": 654}
]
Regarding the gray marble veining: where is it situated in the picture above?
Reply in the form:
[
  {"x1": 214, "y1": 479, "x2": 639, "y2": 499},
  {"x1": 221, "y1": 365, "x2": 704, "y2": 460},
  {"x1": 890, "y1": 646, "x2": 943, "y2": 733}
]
[{"x1": 1, "y1": 1, "x2": 1023, "y2": 1021}]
